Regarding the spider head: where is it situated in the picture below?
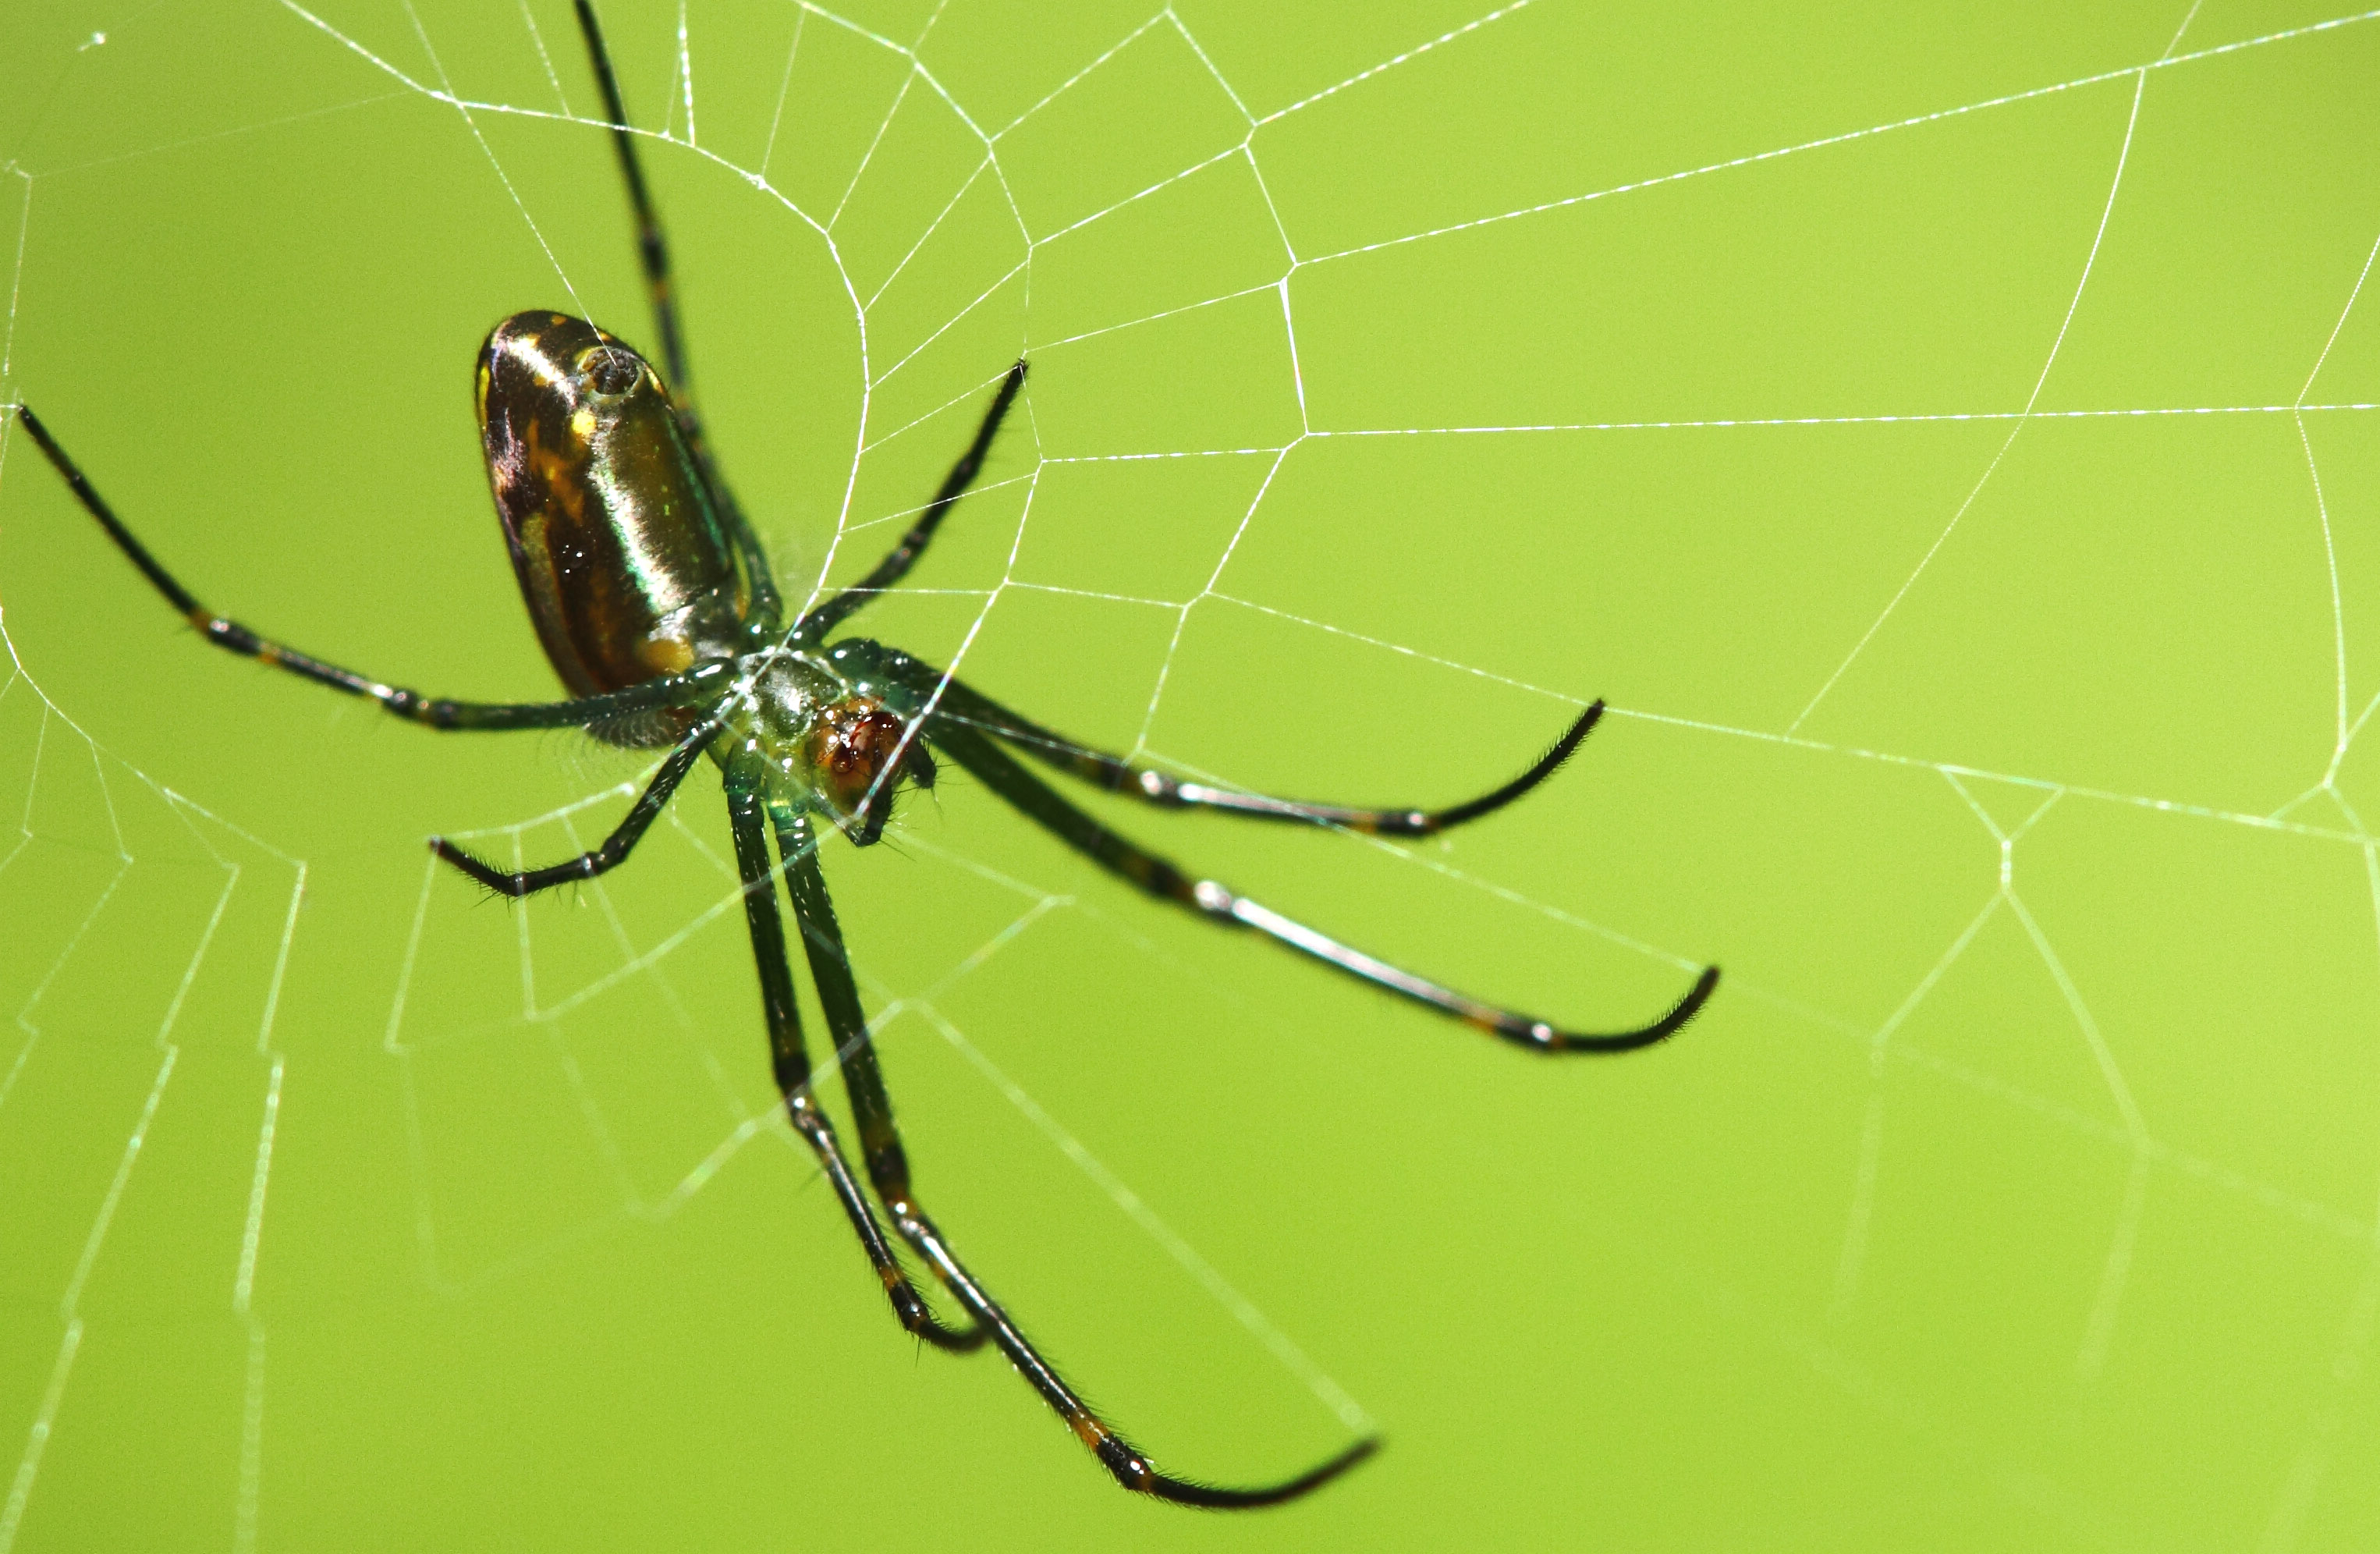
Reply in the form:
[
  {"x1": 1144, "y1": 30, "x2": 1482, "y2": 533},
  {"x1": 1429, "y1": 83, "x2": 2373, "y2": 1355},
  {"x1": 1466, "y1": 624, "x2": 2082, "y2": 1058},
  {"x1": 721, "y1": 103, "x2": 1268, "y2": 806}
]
[
  {"x1": 745, "y1": 654, "x2": 934, "y2": 846},
  {"x1": 806, "y1": 694, "x2": 933, "y2": 845}
]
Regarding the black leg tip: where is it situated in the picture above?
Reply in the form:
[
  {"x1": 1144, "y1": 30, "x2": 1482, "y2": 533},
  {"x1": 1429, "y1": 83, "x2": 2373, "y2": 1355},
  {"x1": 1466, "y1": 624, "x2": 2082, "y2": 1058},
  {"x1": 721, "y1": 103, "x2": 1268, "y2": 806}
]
[
  {"x1": 1130, "y1": 1434, "x2": 1380, "y2": 1510},
  {"x1": 1423, "y1": 698, "x2": 1609, "y2": 834},
  {"x1": 1678, "y1": 962, "x2": 1721, "y2": 1020},
  {"x1": 1633, "y1": 962, "x2": 1721, "y2": 1045},
  {"x1": 430, "y1": 836, "x2": 524, "y2": 897},
  {"x1": 1549, "y1": 698, "x2": 1605, "y2": 764},
  {"x1": 1514, "y1": 961, "x2": 1719, "y2": 1056}
]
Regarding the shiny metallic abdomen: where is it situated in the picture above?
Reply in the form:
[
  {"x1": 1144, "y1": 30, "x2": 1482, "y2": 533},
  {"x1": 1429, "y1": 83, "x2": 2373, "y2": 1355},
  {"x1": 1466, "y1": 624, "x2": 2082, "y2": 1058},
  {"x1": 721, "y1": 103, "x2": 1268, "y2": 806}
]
[{"x1": 477, "y1": 312, "x2": 760, "y2": 715}]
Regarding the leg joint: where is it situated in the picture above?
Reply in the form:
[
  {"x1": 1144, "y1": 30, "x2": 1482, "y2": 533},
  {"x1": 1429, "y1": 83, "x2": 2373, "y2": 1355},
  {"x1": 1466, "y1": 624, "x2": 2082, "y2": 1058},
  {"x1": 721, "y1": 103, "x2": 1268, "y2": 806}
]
[
  {"x1": 1094, "y1": 1433, "x2": 1152, "y2": 1492},
  {"x1": 201, "y1": 617, "x2": 261, "y2": 655}
]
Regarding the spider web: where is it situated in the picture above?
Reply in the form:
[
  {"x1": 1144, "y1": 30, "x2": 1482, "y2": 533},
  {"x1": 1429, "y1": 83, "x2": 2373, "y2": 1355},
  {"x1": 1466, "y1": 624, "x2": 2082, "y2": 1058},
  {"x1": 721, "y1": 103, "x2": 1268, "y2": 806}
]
[{"x1": 3, "y1": 1, "x2": 2379, "y2": 1549}]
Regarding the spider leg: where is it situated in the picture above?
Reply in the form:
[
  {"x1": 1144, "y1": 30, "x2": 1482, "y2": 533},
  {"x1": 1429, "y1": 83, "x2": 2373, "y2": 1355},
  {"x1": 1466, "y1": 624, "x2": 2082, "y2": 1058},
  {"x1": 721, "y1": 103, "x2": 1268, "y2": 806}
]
[
  {"x1": 793, "y1": 362, "x2": 1028, "y2": 644},
  {"x1": 770, "y1": 805, "x2": 1374, "y2": 1507},
  {"x1": 570, "y1": 0, "x2": 779, "y2": 626},
  {"x1": 769, "y1": 810, "x2": 922, "y2": 1202},
  {"x1": 877, "y1": 651, "x2": 1605, "y2": 836},
  {"x1": 13, "y1": 404, "x2": 740, "y2": 731},
  {"x1": 724, "y1": 775, "x2": 984, "y2": 1353},
  {"x1": 925, "y1": 722, "x2": 1717, "y2": 1054},
  {"x1": 431, "y1": 717, "x2": 719, "y2": 897}
]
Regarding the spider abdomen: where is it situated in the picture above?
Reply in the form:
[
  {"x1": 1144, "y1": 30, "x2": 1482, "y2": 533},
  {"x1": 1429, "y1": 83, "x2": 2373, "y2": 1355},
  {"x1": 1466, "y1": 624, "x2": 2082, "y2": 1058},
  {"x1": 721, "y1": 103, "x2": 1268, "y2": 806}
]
[{"x1": 477, "y1": 311, "x2": 765, "y2": 722}]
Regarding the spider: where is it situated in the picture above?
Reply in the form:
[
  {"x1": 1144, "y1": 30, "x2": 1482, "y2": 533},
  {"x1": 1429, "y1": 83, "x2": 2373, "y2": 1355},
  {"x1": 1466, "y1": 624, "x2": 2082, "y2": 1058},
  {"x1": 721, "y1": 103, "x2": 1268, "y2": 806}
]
[{"x1": 10, "y1": 0, "x2": 1717, "y2": 1510}]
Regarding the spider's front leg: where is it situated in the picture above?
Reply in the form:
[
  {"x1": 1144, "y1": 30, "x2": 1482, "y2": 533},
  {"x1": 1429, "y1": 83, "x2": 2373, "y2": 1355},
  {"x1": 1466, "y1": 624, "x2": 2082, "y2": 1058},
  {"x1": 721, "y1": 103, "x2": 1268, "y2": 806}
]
[
  {"x1": 830, "y1": 642, "x2": 1717, "y2": 1051},
  {"x1": 890, "y1": 656, "x2": 1608, "y2": 836},
  {"x1": 923, "y1": 719, "x2": 1716, "y2": 1054},
  {"x1": 768, "y1": 804, "x2": 1377, "y2": 1507},
  {"x1": 721, "y1": 773, "x2": 984, "y2": 1354}
]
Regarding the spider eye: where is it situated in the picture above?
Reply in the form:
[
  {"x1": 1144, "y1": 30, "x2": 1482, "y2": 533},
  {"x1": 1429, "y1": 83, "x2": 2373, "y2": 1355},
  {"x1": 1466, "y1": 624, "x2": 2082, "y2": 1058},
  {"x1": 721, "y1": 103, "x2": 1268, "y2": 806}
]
[{"x1": 576, "y1": 346, "x2": 642, "y2": 399}]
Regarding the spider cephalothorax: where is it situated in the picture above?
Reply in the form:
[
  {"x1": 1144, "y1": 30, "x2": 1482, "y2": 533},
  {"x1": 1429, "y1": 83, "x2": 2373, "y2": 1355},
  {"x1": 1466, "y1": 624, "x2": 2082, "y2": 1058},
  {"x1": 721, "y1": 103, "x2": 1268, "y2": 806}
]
[
  {"x1": 803, "y1": 692, "x2": 932, "y2": 832},
  {"x1": 700, "y1": 646, "x2": 934, "y2": 844},
  {"x1": 11, "y1": 0, "x2": 1716, "y2": 1512}
]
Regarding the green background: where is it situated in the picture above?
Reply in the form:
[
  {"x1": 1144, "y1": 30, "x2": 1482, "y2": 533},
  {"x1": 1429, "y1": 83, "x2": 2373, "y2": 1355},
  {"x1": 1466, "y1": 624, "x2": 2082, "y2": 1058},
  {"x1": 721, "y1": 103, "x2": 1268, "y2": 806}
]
[{"x1": 4, "y1": 1, "x2": 2378, "y2": 1548}]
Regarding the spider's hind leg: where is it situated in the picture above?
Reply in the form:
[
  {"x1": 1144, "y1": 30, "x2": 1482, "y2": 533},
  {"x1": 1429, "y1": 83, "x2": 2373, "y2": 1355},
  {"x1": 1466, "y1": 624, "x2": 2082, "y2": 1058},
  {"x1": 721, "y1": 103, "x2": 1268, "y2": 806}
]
[
  {"x1": 430, "y1": 716, "x2": 719, "y2": 897},
  {"x1": 570, "y1": 0, "x2": 779, "y2": 625},
  {"x1": 795, "y1": 362, "x2": 1027, "y2": 642},
  {"x1": 14, "y1": 403, "x2": 736, "y2": 734}
]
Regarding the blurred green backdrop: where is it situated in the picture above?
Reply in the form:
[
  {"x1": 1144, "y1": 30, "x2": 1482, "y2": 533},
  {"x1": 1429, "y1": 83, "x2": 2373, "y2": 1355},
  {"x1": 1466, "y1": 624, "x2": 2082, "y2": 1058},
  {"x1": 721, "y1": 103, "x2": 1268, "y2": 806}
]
[{"x1": 4, "y1": 1, "x2": 2378, "y2": 1548}]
